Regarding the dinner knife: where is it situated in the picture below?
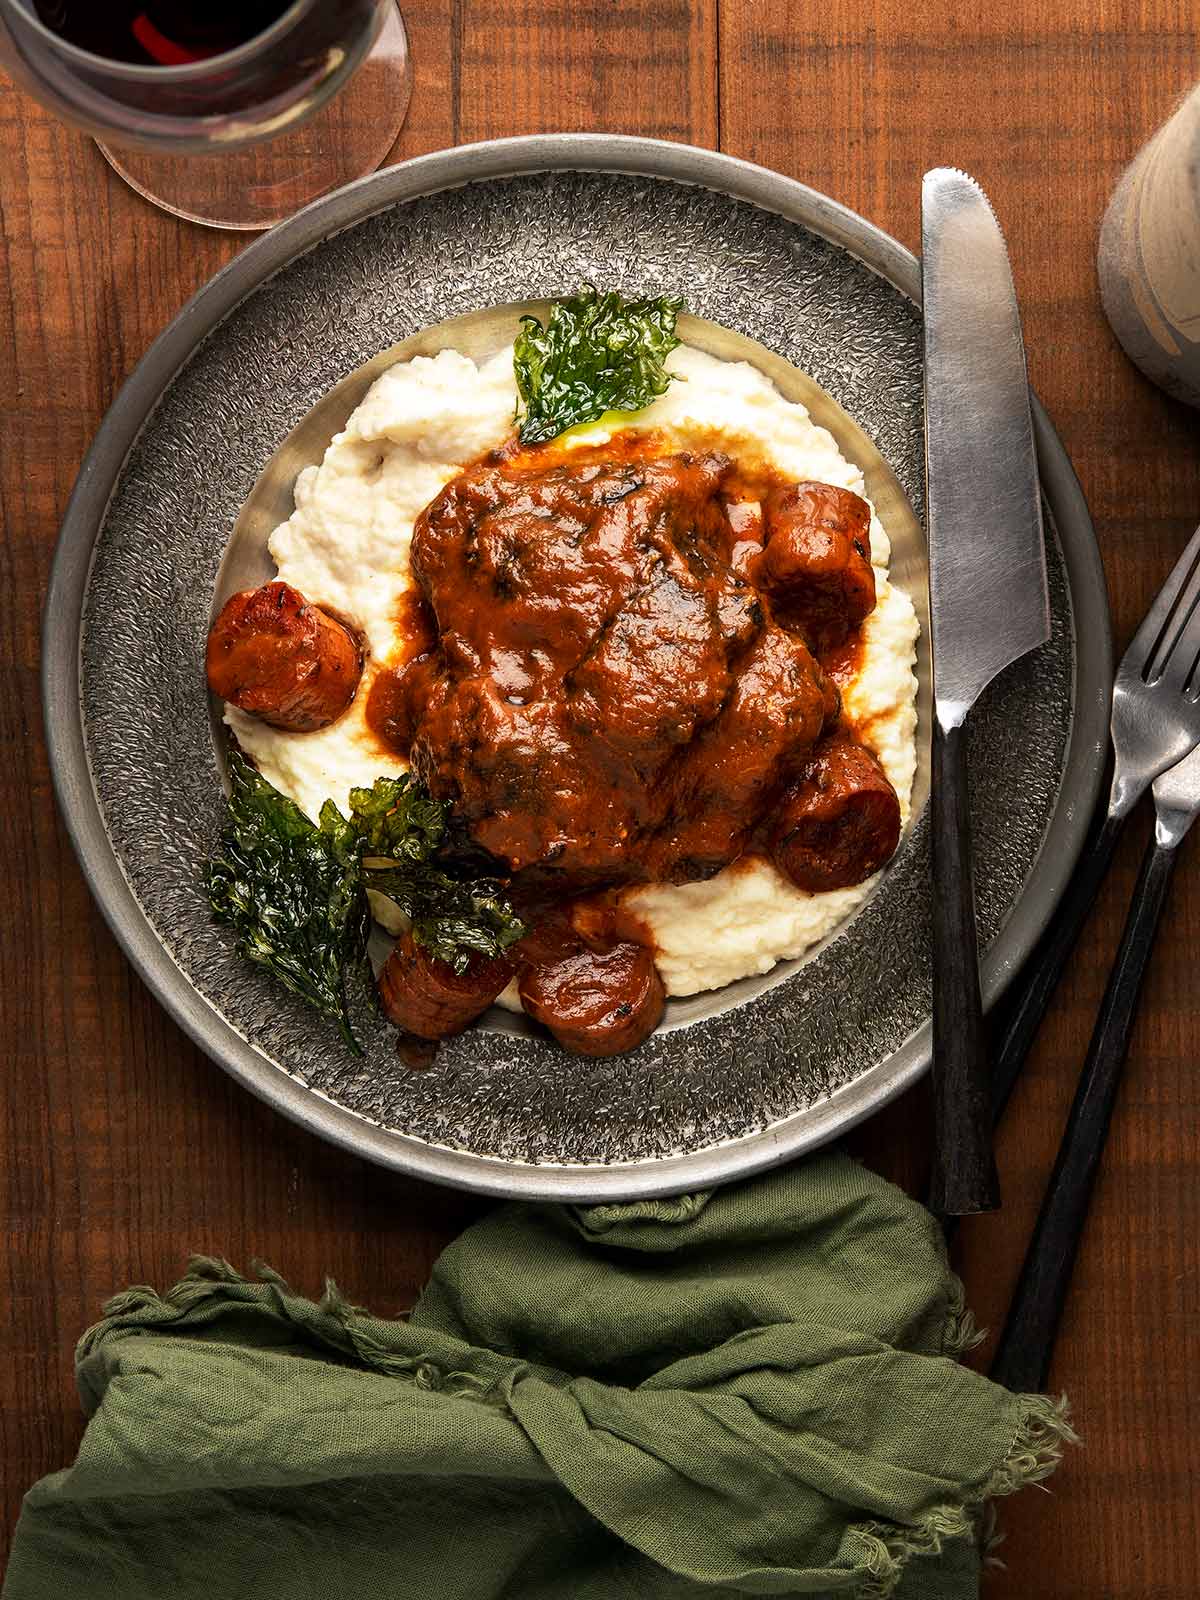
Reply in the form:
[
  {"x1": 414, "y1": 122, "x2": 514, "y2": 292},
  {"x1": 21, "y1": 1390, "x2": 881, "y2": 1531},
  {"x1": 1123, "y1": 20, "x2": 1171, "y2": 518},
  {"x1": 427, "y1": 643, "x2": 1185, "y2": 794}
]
[{"x1": 923, "y1": 168, "x2": 1051, "y2": 1215}]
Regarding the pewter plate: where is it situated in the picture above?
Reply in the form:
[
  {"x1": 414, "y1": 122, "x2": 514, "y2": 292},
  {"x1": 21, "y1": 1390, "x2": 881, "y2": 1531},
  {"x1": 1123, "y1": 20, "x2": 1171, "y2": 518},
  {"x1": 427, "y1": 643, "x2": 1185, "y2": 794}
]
[
  {"x1": 43, "y1": 135, "x2": 1112, "y2": 1200},
  {"x1": 216, "y1": 303, "x2": 933, "y2": 1028}
]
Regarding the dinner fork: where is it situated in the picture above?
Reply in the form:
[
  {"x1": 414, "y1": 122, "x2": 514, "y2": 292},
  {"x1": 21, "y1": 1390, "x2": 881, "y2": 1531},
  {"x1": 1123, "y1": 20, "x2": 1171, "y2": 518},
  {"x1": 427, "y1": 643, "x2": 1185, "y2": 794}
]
[
  {"x1": 986, "y1": 520, "x2": 1200, "y2": 1127},
  {"x1": 990, "y1": 738, "x2": 1200, "y2": 1392}
]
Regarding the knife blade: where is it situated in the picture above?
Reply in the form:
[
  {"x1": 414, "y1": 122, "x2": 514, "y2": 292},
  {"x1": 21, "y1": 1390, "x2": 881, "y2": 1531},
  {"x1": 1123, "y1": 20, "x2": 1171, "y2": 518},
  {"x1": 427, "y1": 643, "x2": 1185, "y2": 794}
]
[
  {"x1": 922, "y1": 167, "x2": 1050, "y2": 1215},
  {"x1": 924, "y1": 168, "x2": 1050, "y2": 720}
]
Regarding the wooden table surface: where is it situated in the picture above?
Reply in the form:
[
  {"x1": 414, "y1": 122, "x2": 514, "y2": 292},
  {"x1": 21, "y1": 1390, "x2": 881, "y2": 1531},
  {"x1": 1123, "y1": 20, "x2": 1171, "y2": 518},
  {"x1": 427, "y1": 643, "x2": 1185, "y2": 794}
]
[{"x1": 3, "y1": 3, "x2": 1199, "y2": 1593}]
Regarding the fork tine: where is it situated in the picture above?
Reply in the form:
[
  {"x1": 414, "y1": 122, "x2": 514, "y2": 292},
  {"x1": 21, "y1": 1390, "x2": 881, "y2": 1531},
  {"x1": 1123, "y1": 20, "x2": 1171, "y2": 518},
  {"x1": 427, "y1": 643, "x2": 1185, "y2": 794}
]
[
  {"x1": 1159, "y1": 587, "x2": 1200, "y2": 694},
  {"x1": 1123, "y1": 522, "x2": 1200, "y2": 679}
]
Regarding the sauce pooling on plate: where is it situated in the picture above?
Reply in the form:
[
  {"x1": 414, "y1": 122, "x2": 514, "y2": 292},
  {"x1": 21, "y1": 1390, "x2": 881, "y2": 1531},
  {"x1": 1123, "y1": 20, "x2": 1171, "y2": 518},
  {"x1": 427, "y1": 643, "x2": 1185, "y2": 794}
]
[
  {"x1": 369, "y1": 430, "x2": 897, "y2": 899},
  {"x1": 208, "y1": 420, "x2": 907, "y2": 1058}
]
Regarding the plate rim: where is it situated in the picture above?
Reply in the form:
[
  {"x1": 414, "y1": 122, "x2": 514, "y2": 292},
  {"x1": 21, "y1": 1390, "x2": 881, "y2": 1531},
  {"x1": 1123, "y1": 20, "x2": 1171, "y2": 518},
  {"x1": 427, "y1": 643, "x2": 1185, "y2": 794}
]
[{"x1": 42, "y1": 133, "x2": 1113, "y2": 1200}]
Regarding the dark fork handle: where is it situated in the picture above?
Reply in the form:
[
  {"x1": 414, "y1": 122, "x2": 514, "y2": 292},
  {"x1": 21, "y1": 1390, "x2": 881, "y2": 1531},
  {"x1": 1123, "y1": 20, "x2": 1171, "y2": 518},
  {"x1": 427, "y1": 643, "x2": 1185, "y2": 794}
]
[
  {"x1": 990, "y1": 835, "x2": 1179, "y2": 1393},
  {"x1": 929, "y1": 720, "x2": 1000, "y2": 1215},
  {"x1": 990, "y1": 806, "x2": 1125, "y2": 1125}
]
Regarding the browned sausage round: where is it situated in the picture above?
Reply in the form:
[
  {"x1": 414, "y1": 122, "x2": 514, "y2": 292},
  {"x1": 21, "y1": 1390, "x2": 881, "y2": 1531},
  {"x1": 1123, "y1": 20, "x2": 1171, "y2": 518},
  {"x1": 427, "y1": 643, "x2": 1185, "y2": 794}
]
[
  {"x1": 753, "y1": 483, "x2": 876, "y2": 652},
  {"x1": 511, "y1": 906, "x2": 585, "y2": 967},
  {"x1": 206, "y1": 581, "x2": 363, "y2": 733},
  {"x1": 771, "y1": 734, "x2": 901, "y2": 892},
  {"x1": 377, "y1": 931, "x2": 514, "y2": 1040},
  {"x1": 519, "y1": 941, "x2": 665, "y2": 1057}
]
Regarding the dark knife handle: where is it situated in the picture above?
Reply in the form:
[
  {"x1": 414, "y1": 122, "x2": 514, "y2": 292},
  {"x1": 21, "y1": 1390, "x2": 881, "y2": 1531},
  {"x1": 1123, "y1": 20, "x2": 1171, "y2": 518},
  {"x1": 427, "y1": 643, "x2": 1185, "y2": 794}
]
[
  {"x1": 989, "y1": 805, "x2": 1125, "y2": 1126},
  {"x1": 928, "y1": 718, "x2": 1000, "y2": 1215},
  {"x1": 990, "y1": 835, "x2": 1178, "y2": 1393},
  {"x1": 938, "y1": 799, "x2": 1125, "y2": 1236}
]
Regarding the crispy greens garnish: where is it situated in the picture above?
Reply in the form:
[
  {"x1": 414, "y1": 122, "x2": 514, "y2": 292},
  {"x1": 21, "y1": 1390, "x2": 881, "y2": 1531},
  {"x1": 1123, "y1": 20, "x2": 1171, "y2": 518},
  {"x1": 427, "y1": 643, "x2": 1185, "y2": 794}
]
[
  {"x1": 364, "y1": 861, "x2": 525, "y2": 972},
  {"x1": 514, "y1": 286, "x2": 684, "y2": 444},
  {"x1": 348, "y1": 773, "x2": 446, "y2": 862},
  {"x1": 350, "y1": 775, "x2": 525, "y2": 974},
  {"x1": 207, "y1": 757, "x2": 524, "y2": 1052},
  {"x1": 206, "y1": 755, "x2": 367, "y2": 1051}
]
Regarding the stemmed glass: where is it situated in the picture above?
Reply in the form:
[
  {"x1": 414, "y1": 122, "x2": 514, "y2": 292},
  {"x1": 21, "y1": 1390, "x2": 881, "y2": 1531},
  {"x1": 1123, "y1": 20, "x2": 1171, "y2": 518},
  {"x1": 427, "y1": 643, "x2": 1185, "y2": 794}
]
[{"x1": 0, "y1": 0, "x2": 411, "y2": 230}]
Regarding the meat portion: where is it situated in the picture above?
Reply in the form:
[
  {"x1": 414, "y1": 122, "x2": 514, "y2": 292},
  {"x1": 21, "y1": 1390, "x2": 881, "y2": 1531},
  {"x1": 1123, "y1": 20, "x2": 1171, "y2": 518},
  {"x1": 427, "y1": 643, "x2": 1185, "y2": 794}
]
[
  {"x1": 394, "y1": 449, "x2": 841, "y2": 893},
  {"x1": 753, "y1": 483, "x2": 875, "y2": 654},
  {"x1": 207, "y1": 581, "x2": 362, "y2": 733},
  {"x1": 377, "y1": 931, "x2": 514, "y2": 1040},
  {"x1": 519, "y1": 940, "x2": 665, "y2": 1057},
  {"x1": 770, "y1": 733, "x2": 901, "y2": 892},
  {"x1": 644, "y1": 626, "x2": 840, "y2": 882}
]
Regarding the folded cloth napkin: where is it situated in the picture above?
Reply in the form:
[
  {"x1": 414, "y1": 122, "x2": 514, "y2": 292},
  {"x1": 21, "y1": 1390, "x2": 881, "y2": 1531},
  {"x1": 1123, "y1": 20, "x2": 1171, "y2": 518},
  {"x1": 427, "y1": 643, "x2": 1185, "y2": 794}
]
[{"x1": 4, "y1": 1154, "x2": 1072, "y2": 1600}]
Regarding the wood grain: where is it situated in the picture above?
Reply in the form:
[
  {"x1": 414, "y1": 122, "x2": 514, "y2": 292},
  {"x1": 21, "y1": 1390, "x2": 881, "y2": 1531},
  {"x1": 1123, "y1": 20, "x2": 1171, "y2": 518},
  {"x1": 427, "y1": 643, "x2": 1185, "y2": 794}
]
[
  {"x1": 2, "y1": 3, "x2": 1199, "y2": 1593},
  {"x1": 719, "y1": 10, "x2": 1200, "y2": 1591}
]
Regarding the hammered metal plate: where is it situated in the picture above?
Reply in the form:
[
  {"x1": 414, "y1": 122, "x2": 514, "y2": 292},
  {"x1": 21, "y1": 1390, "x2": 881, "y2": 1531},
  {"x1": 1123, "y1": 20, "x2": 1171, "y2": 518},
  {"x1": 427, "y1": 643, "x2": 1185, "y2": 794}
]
[{"x1": 44, "y1": 137, "x2": 1112, "y2": 1199}]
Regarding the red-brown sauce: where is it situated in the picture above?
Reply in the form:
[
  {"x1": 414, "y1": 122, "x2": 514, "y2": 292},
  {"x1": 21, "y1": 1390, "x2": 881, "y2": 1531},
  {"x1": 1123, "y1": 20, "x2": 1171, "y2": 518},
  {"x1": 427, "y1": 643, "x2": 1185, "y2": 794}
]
[
  {"x1": 364, "y1": 663, "x2": 413, "y2": 754},
  {"x1": 392, "y1": 587, "x2": 436, "y2": 662},
  {"x1": 362, "y1": 592, "x2": 436, "y2": 758},
  {"x1": 819, "y1": 628, "x2": 866, "y2": 691},
  {"x1": 568, "y1": 892, "x2": 657, "y2": 954},
  {"x1": 372, "y1": 428, "x2": 888, "y2": 879},
  {"x1": 364, "y1": 427, "x2": 900, "y2": 1055},
  {"x1": 203, "y1": 428, "x2": 903, "y2": 1059}
]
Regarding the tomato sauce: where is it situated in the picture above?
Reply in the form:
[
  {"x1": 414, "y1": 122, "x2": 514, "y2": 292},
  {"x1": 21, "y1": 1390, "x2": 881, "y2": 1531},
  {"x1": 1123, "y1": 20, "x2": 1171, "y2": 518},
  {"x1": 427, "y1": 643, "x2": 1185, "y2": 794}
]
[{"x1": 368, "y1": 427, "x2": 894, "y2": 931}]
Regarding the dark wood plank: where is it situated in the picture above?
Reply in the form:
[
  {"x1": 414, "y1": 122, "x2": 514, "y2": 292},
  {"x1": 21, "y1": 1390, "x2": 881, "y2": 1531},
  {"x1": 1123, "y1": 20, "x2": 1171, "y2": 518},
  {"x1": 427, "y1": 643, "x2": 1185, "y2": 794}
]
[
  {"x1": 2, "y1": 3, "x2": 1199, "y2": 1594},
  {"x1": 722, "y1": 6, "x2": 1200, "y2": 1594},
  {"x1": 454, "y1": 0, "x2": 717, "y2": 144},
  {"x1": 0, "y1": 0, "x2": 716, "y2": 1567}
]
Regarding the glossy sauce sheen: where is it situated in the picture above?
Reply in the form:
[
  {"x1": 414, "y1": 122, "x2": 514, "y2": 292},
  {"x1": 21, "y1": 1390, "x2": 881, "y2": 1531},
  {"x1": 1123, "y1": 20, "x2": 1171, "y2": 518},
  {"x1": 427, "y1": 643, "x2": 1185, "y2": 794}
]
[
  {"x1": 366, "y1": 429, "x2": 897, "y2": 914},
  {"x1": 364, "y1": 589, "x2": 435, "y2": 738},
  {"x1": 208, "y1": 428, "x2": 902, "y2": 1059}
]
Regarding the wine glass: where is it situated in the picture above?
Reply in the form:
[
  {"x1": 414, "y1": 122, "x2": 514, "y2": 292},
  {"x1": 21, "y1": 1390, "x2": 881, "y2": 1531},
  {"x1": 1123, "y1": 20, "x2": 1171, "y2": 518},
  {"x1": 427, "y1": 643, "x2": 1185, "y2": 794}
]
[{"x1": 0, "y1": 0, "x2": 411, "y2": 230}]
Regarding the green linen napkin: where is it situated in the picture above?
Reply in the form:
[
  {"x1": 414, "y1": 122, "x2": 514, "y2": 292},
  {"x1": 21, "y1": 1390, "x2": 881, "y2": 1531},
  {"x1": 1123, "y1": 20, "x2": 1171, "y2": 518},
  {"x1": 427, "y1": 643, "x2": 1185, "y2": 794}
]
[{"x1": 4, "y1": 1154, "x2": 1072, "y2": 1600}]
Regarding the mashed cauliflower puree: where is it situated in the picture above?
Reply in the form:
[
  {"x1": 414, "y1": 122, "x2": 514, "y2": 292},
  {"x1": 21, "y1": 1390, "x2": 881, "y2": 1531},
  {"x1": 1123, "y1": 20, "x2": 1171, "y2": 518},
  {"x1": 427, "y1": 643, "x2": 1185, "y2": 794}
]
[{"x1": 227, "y1": 343, "x2": 920, "y2": 999}]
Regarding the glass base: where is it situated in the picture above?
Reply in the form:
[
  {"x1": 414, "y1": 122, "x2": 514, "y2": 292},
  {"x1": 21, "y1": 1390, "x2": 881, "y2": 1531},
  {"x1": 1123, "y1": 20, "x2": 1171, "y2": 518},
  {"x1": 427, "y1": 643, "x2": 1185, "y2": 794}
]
[{"x1": 97, "y1": 4, "x2": 411, "y2": 231}]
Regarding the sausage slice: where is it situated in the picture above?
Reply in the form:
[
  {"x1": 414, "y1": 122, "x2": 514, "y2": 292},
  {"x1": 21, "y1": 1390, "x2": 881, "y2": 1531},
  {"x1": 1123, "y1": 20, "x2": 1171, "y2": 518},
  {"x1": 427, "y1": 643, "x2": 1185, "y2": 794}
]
[
  {"x1": 753, "y1": 483, "x2": 876, "y2": 653},
  {"x1": 519, "y1": 941, "x2": 665, "y2": 1057},
  {"x1": 377, "y1": 932, "x2": 513, "y2": 1040},
  {"x1": 207, "y1": 581, "x2": 363, "y2": 733},
  {"x1": 771, "y1": 734, "x2": 901, "y2": 892},
  {"x1": 511, "y1": 906, "x2": 585, "y2": 967}
]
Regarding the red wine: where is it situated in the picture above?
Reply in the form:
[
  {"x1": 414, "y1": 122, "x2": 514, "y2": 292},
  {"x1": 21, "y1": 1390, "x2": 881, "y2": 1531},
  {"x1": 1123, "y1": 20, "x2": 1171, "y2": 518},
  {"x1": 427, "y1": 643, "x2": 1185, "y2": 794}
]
[{"x1": 33, "y1": 1, "x2": 291, "y2": 66}]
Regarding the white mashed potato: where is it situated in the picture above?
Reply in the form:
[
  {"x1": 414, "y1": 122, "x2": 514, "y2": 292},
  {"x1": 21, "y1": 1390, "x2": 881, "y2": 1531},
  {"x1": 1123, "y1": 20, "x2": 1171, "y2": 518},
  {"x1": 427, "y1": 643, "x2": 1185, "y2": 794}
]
[{"x1": 227, "y1": 342, "x2": 919, "y2": 999}]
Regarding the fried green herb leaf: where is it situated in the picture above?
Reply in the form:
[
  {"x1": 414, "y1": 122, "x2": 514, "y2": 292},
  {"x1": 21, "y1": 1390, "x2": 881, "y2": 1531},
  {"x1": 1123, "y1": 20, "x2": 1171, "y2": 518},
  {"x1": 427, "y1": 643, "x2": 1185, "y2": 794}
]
[
  {"x1": 206, "y1": 753, "x2": 368, "y2": 1053},
  {"x1": 345, "y1": 774, "x2": 446, "y2": 863},
  {"x1": 206, "y1": 761, "x2": 525, "y2": 1046},
  {"x1": 349, "y1": 774, "x2": 525, "y2": 974},
  {"x1": 514, "y1": 286, "x2": 684, "y2": 444},
  {"x1": 364, "y1": 860, "x2": 526, "y2": 973}
]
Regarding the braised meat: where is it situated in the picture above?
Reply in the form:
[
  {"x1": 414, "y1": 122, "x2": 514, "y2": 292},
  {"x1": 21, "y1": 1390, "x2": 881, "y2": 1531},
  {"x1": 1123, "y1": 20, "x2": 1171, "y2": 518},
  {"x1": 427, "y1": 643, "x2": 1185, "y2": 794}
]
[
  {"x1": 770, "y1": 732, "x2": 902, "y2": 892},
  {"x1": 642, "y1": 626, "x2": 840, "y2": 882},
  {"x1": 391, "y1": 450, "x2": 854, "y2": 893},
  {"x1": 206, "y1": 581, "x2": 362, "y2": 732}
]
